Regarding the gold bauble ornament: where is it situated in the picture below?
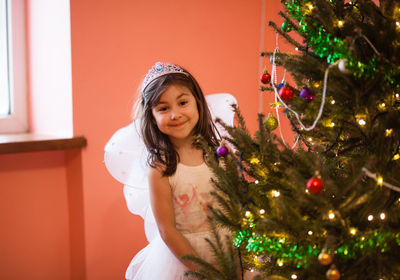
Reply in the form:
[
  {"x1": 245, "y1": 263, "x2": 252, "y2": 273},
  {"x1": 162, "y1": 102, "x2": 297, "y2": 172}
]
[
  {"x1": 263, "y1": 114, "x2": 278, "y2": 131},
  {"x1": 318, "y1": 251, "x2": 333, "y2": 265},
  {"x1": 326, "y1": 264, "x2": 340, "y2": 280}
]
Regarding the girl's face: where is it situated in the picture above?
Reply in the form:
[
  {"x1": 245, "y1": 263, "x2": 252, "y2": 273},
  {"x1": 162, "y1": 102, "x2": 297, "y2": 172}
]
[{"x1": 151, "y1": 84, "x2": 199, "y2": 145}]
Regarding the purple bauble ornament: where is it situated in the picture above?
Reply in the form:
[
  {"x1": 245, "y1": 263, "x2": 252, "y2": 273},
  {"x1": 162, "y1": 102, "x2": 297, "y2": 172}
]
[
  {"x1": 299, "y1": 87, "x2": 315, "y2": 101},
  {"x1": 216, "y1": 145, "x2": 229, "y2": 157}
]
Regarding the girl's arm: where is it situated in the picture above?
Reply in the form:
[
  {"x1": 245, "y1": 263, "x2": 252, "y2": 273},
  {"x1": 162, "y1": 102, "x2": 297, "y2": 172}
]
[{"x1": 148, "y1": 166, "x2": 199, "y2": 270}]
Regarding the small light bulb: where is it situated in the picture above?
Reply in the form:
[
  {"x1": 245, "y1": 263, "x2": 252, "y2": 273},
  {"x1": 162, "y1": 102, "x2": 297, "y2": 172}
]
[
  {"x1": 338, "y1": 20, "x2": 344, "y2": 27},
  {"x1": 358, "y1": 119, "x2": 366, "y2": 126},
  {"x1": 330, "y1": 122, "x2": 335, "y2": 127},
  {"x1": 291, "y1": 274, "x2": 298, "y2": 279},
  {"x1": 380, "y1": 213, "x2": 385, "y2": 220},
  {"x1": 331, "y1": 99, "x2": 336, "y2": 104},
  {"x1": 295, "y1": 47, "x2": 299, "y2": 51},
  {"x1": 385, "y1": 128, "x2": 393, "y2": 137},
  {"x1": 377, "y1": 176, "x2": 383, "y2": 186},
  {"x1": 397, "y1": 21, "x2": 400, "y2": 27},
  {"x1": 272, "y1": 190, "x2": 280, "y2": 197},
  {"x1": 277, "y1": 260, "x2": 284, "y2": 266},
  {"x1": 350, "y1": 228, "x2": 357, "y2": 235},
  {"x1": 245, "y1": 211, "x2": 251, "y2": 217},
  {"x1": 393, "y1": 154, "x2": 400, "y2": 160},
  {"x1": 328, "y1": 210, "x2": 335, "y2": 219},
  {"x1": 308, "y1": 137, "x2": 312, "y2": 141},
  {"x1": 259, "y1": 209, "x2": 265, "y2": 215},
  {"x1": 308, "y1": 230, "x2": 313, "y2": 235},
  {"x1": 381, "y1": 103, "x2": 386, "y2": 107},
  {"x1": 307, "y1": 4, "x2": 314, "y2": 10},
  {"x1": 361, "y1": 236, "x2": 365, "y2": 241},
  {"x1": 305, "y1": 189, "x2": 309, "y2": 193},
  {"x1": 250, "y1": 157, "x2": 260, "y2": 164},
  {"x1": 255, "y1": 180, "x2": 259, "y2": 184},
  {"x1": 279, "y1": 238, "x2": 284, "y2": 243},
  {"x1": 250, "y1": 269, "x2": 254, "y2": 272},
  {"x1": 368, "y1": 215, "x2": 374, "y2": 221},
  {"x1": 396, "y1": 93, "x2": 400, "y2": 98}
]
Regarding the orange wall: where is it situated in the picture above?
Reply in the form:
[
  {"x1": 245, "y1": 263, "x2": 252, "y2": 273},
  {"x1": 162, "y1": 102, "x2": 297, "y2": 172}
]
[
  {"x1": 0, "y1": 151, "x2": 71, "y2": 280},
  {"x1": 70, "y1": 0, "x2": 264, "y2": 279},
  {"x1": 0, "y1": 0, "x2": 289, "y2": 279}
]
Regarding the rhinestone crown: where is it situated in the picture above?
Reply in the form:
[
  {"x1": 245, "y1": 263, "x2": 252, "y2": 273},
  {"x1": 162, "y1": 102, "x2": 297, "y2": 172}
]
[{"x1": 141, "y1": 62, "x2": 188, "y2": 92}]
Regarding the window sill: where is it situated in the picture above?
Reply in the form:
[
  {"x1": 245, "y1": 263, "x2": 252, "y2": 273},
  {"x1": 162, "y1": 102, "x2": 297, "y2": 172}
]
[{"x1": 0, "y1": 133, "x2": 87, "y2": 154}]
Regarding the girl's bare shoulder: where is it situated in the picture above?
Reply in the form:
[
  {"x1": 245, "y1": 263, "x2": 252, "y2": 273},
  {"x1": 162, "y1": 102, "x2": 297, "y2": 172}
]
[{"x1": 148, "y1": 163, "x2": 168, "y2": 184}]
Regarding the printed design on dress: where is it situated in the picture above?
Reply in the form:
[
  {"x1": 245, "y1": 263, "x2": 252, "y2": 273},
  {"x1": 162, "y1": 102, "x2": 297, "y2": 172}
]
[
  {"x1": 173, "y1": 184, "x2": 214, "y2": 231},
  {"x1": 173, "y1": 185, "x2": 197, "y2": 211}
]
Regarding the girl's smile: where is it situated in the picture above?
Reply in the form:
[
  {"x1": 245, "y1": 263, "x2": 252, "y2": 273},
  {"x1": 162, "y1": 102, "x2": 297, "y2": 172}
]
[{"x1": 169, "y1": 121, "x2": 186, "y2": 128}]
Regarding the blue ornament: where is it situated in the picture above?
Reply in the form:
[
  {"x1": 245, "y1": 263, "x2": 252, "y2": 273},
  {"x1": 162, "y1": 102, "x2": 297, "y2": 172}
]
[
  {"x1": 299, "y1": 87, "x2": 315, "y2": 101},
  {"x1": 155, "y1": 62, "x2": 163, "y2": 72},
  {"x1": 277, "y1": 83, "x2": 284, "y2": 89}
]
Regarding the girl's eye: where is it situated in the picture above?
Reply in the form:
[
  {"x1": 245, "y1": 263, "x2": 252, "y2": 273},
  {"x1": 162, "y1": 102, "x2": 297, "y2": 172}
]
[
  {"x1": 179, "y1": 100, "x2": 188, "y2": 106},
  {"x1": 158, "y1": 106, "x2": 168, "y2": 112}
]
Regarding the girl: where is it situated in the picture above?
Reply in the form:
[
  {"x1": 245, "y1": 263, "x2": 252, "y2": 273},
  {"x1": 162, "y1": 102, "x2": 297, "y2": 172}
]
[{"x1": 126, "y1": 62, "x2": 224, "y2": 279}]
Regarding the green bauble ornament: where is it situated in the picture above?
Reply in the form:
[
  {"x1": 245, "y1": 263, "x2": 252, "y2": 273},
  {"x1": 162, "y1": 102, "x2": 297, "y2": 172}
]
[
  {"x1": 282, "y1": 21, "x2": 292, "y2": 32},
  {"x1": 264, "y1": 114, "x2": 278, "y2": 131}
]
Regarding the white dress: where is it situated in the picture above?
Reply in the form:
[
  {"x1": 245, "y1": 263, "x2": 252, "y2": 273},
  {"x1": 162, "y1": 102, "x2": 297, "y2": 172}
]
[{"x1": 125, "y1": 162, "x2": 218, "y2": 280}]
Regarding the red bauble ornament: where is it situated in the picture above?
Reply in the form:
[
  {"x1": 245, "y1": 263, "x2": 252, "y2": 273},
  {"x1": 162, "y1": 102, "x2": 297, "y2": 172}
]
[
  {"x1": 307, "y1": 176, "x2": 324, "y2": 194},
  {"x1": 278, "y1": 86, "x2": 295, "y2": 101},
  {"x1": 260, "y1": 72, "x2": 271, "y2": 84}
]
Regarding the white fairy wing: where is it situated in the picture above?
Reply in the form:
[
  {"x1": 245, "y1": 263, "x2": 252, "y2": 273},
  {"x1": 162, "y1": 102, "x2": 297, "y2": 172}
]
[
  {"x1": 104, "y1": 93, "x2": 237, "y2": 242},
  {"x1": 104, "y1": 121, "x2": 148, "y2": 189},
  {"x1": 206, "y1": 93, "x2": 237, "y2": 139}
]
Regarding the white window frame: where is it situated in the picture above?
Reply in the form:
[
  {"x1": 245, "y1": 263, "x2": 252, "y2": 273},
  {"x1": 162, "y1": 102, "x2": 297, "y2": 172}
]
[
  {"x1": 0, "y1": 0, "x2": 28, "y2": 133},
  {"x1": 0, "y1": 0, "x2": 10, "y2": 117}
]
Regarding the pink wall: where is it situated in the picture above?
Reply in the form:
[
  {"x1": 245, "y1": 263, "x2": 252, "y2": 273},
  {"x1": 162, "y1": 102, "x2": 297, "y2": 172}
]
[{"x1": 0, "y1": 0, "x2": 289, "y2": 279}]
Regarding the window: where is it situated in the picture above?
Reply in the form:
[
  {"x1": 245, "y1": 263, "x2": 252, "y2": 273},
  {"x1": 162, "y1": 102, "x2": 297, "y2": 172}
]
[
  {"x1": 0, "y1": 0, "x2": 28, "y2": 133},
  {"x1": 0, "y1": 0, "x2": 11, "y2": 117}
]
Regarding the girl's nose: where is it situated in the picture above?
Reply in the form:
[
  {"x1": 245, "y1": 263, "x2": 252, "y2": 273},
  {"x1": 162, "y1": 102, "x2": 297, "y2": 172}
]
[{"x1": 170, "y1": 110, "x2": 181, "y2": 120}]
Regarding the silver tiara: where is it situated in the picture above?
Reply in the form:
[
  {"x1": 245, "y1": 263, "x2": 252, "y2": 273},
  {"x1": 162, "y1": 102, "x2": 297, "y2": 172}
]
[{"x1": 141, "y1": 62, "x2": 188, "y2": 92}]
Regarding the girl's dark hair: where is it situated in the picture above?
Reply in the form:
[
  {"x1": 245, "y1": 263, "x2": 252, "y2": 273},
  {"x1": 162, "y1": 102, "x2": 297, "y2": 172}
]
[{"x1": 139, "y1": 67, "x2": 218, "y2": 176}]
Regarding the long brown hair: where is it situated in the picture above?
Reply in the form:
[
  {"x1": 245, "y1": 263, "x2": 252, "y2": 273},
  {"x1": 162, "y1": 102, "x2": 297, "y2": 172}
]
[{"x1": 139, "y1": 67, "x2": 218, "y2": 176}]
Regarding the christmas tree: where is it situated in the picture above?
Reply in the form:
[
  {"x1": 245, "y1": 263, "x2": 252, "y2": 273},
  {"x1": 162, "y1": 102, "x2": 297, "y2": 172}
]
[{"x1": 187, "y1": 1, "x2": 400, "y2": 279}]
